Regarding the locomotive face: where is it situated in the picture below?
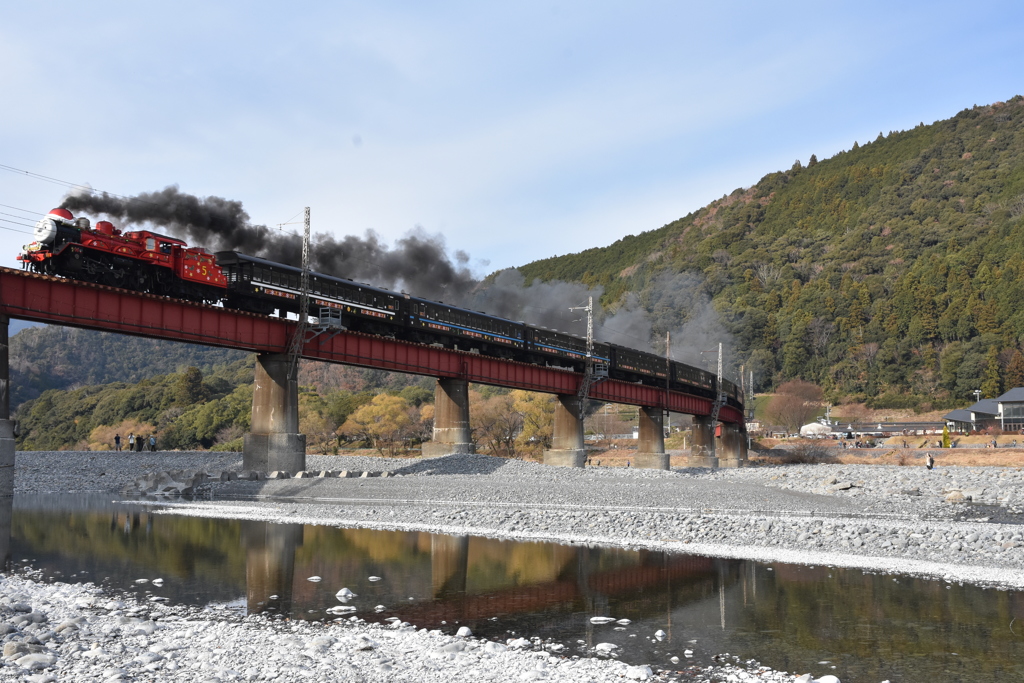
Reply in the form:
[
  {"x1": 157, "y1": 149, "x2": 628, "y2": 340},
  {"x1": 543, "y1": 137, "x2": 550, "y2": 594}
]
[{"x1": 32, "y1": 217, "x2": 59, "y2": 245}]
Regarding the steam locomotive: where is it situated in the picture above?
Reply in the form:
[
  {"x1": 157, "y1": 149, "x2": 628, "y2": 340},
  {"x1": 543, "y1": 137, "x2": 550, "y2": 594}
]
[{"x1": 19, "y1": 209, "x2": 742, "y2": 407}]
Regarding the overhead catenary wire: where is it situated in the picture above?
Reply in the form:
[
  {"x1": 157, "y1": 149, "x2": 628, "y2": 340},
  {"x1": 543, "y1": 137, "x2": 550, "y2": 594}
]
[
  {"x1": 0, "y1": 163, "x2": 130, "y2": 200},
  {"x1": 0, "y1": 219, "x2": 36, "y2": 234},
  {"x1": 0, "y1": 202, "x2": 48, "y2": 216}
]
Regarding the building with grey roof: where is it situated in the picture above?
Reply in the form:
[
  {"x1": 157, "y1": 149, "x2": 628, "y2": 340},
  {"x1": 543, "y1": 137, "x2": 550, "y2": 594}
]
[
  {"x1": 995, "y1": 388, "x2": 1024, "y2": 431},
  {"x1": 943, "y1": 398, "x2": 1000, "y2": 432},
  {"x1": 943, "y1": 391, "x2": 1024, "y2": 432}
]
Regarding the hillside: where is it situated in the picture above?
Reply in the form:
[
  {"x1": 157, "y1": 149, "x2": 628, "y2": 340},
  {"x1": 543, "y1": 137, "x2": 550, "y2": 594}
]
[
  {"x1": 9, "y1": 326, "x2": 250, "y2": 408},
  {"x1": 518, "y1": 96, "x2": 1024, "y2": 409}
]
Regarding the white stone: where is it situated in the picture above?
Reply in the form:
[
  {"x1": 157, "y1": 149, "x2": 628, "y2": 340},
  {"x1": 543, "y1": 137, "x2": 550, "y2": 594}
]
[
  {"x1": 307, "y1": 576, "x2": 322, "y2": 582},
  {"x1": 336, "y1": 588, "x2": 357, "y2": 600},
  {"x1": 594, "y1": 643, "x2": 617, "y2": 652},
  {"x1": 616, "y1": 619, "x2": 631, "y2": 625},
  {"x1": 368, "y1": 576, "x2": 382, "y2": 582},
  {"x1": 625, "y1": 665, "x2": 653, "y2": 680},
  {"x1": 456, "y1": 626, "x2": 472, "y2": 637},
  {"x1": 325, "y1": 606, "x2": 357, "y2": 615},
  {"x1": 589, "y1": 616, "x2": 616, "y2": 624},
  {"x1": 815, "y1": 677, "x2": 841, "y2": 683},
  {"x1": 654, "y1": 629, "x2": 666, "y2": 640},
  {"x1": 15, "y1": 653, "x2": 57, "y2": 670}
]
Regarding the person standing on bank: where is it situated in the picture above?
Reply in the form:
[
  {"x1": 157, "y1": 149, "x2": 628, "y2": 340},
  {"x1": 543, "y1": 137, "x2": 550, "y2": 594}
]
[
  {"x1": 127, "y1": 433, "x2": 135, "y2": 451},
  {"x1": 926, "y1": 453, "x2": 935, "y2": 470},
  {"x1": 149, "y1": 435, "x2": 156, "y2": 452},
  {"x1": 114, "y1": 434, "x2": 121, "y2": 452},
  {"x1": 137, "y1": 435, "x2": 144, "y2": 452}
]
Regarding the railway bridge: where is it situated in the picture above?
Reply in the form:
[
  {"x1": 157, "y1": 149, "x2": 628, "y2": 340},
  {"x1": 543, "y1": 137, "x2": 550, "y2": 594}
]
[{"x1": 0, "y1": 268, "x2": 746, "y2": 474}]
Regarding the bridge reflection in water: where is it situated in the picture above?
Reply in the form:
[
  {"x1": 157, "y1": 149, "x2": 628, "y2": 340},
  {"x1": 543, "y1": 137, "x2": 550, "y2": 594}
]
[
  {"x1": 8, "y1": 502, "x2": 1024, "y2": 683},
  {"x1": 242, "y1": 521, "x2": 725, "y2": 642}
]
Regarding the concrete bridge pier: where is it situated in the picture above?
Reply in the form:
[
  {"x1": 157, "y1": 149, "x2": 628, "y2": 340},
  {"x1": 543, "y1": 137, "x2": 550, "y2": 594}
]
[
  {"x1": 634, "y1": 406, "x2": 669, "y2": 470},
  {"x1": 243, "y1": 353, "x2": 306, "y2": 474},
  {"x1": 422, "y1": 378, "x2": 475, "y2": 458},
  {"x1": 688, "y1": 415, "x2": 719, "y2": 468},
  {"x1": 543, "y1": 395, "x2": 587, "y2": 467},
  {"x1": 718, "y1": 422, "x2": 748, "y2": 468}
]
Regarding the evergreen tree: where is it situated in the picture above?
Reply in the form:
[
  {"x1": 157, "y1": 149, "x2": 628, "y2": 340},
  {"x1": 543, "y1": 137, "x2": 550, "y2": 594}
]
[
  {"x1": 980, "y1": 347, "x2": 1002, "y2": 398},
  {"x1": 1006, "y1": 350, "x2": 1024, "y2": 390},
  {"x1": 174, "y1": 366, "x2": 207, "y2": 406}
]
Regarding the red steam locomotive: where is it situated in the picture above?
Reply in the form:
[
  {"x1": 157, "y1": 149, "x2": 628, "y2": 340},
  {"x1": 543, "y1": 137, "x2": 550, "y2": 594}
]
[{"x1": 19, "y1": 208, "x2": 227, "y2": 302}]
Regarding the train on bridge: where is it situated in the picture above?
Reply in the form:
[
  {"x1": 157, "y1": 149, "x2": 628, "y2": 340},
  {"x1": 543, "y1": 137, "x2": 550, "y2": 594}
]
[{"x1": 19, "y1": 208, "x2": 742, "y2": 408}]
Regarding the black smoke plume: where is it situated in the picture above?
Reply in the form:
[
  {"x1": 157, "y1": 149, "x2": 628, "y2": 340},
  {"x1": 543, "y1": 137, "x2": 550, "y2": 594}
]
[
  {"x1": 60, "y1": 187, "x2": 738, "y2": 377},
  {"x1": 60, "y1": 186, "x2": 476, "y2": 301}
]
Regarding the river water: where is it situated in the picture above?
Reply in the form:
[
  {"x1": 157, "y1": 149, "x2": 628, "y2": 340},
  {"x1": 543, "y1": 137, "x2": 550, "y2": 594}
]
[{"x1": 6, "y1": 494, "x2": 1024, "y2": 682}]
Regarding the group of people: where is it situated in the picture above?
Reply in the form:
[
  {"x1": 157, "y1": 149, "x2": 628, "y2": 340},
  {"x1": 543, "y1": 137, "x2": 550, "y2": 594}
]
[{"x1": 112, "y1": 433, "x2": 156, "y2": 452}]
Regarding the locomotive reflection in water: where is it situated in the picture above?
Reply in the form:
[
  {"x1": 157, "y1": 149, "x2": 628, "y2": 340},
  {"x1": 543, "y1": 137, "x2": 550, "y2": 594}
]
[{"x1": 19, "y1": 209, "x2": 742, "y2": 408}]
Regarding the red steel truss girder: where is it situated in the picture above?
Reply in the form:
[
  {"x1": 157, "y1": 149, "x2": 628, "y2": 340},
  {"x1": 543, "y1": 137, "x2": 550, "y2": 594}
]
[{"x1": 0, "y1": 268, "x2": 743, "y2": 421}]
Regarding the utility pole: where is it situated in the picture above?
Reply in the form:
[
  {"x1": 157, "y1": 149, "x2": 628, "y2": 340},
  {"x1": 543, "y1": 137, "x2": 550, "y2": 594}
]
[
  {"x1": 287, "y1": 207, "x2": 311, "y2": 381},
  {"x1": 569, "y1": 296, "x2": 607, "y2": 404},
  {"x1": 665, "y1": 331, "x2": 671, "y2": 433},
  {"x1": 709, "y1": 342, "x2": 726, "y2": 428}
]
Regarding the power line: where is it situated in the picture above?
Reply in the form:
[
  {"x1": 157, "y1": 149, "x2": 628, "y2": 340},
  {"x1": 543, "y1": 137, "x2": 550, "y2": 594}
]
[
  {"x1": 0, "y1": 202, "x2": 47, "y2": 217},
  {"x1": 0, "y1": 219, "x2": 36, "y2": 235},
  {"x1": 0, "y1": 163, "x2": 136, "y2": 201},
  {"x1": 0, "y1": 211, "x2": 38, "y2": 225}
]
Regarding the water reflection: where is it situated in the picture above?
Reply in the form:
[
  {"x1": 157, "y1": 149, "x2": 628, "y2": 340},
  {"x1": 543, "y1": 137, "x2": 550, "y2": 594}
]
[
  {"x1": 244, "y1": 521, "x2": 302, "y2": 616},
  {"x1": 7, "y1": 496, "x2": 1024, "y2": 683},
  {"x1": 0, "y1": 493, "x2": 10, "y2": 571}
]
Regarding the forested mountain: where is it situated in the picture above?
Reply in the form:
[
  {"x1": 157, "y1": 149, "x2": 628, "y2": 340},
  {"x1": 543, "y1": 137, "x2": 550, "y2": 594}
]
[
  {"x1": 518, "y1": 96, "x2": 1024, "y2": 408},
  {"x1": 10, "y1": 326, "x2": 249, "y2": 407}
]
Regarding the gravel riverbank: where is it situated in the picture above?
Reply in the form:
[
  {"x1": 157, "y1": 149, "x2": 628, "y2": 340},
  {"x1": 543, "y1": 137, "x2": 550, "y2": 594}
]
[
  {"x1": 0, "y1": 572, "x2": 800, "y2": 683},
  {"x1": 10, "y1": 449, "x2": 1024, "y2": 681}
]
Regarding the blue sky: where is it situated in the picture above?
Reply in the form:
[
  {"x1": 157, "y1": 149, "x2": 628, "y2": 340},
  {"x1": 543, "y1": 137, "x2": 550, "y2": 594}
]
[{"x1": 2, "y1": 1, "x2": 1023, "y2": 276}]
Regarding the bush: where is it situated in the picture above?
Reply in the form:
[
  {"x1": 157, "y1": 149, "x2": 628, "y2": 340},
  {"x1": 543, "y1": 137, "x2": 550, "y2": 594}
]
[
  {"x1": 881, "y1": 449, "x2": 913, "y2": 466},
  {"x1": 772, "y1": 442, "x2": 835, "y2": 464}
]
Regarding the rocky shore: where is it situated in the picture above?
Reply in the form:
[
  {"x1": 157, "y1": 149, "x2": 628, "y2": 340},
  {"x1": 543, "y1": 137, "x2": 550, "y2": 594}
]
[
  {"x1": 0, "y1": 572, "x2": 803, "y2": 683},
  {"x1": 8, "y1": 449, "x2": 1024, "y2": 681}
]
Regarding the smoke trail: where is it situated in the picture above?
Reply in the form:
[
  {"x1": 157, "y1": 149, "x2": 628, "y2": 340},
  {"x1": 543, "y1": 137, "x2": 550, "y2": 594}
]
[
  {"x1": 59, "y1": 187, "x2": 738, "y2": 370},
  {"x1": 60, "y1": 187, "x2": 476, "y2": 301}
]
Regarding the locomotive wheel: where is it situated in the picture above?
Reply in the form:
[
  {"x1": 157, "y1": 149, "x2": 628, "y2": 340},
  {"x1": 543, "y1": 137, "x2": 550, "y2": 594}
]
[{"x1": 134, "y1": 269, "x2": 153, "y2": 294}]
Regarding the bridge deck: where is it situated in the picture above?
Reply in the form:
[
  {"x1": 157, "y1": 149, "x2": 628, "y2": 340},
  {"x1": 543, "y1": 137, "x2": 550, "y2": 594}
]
[{"x1": 0, "y1": 267, "x2": 741, "y2": 421}]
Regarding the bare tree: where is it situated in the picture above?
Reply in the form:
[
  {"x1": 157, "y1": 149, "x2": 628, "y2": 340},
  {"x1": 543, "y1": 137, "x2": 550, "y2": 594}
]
[
  {"x1": 473, "y1": 393, "x2": 525, "y2": 458},
  {"x1": 808, "y1": 318, "x2": 835, "y2": 357},
  {"x1": 764, "y1": 380, "x2": 824, "y2": 433},
  {"x1": 754, "y1": 263, "x2": 782, "y2": 288}
]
